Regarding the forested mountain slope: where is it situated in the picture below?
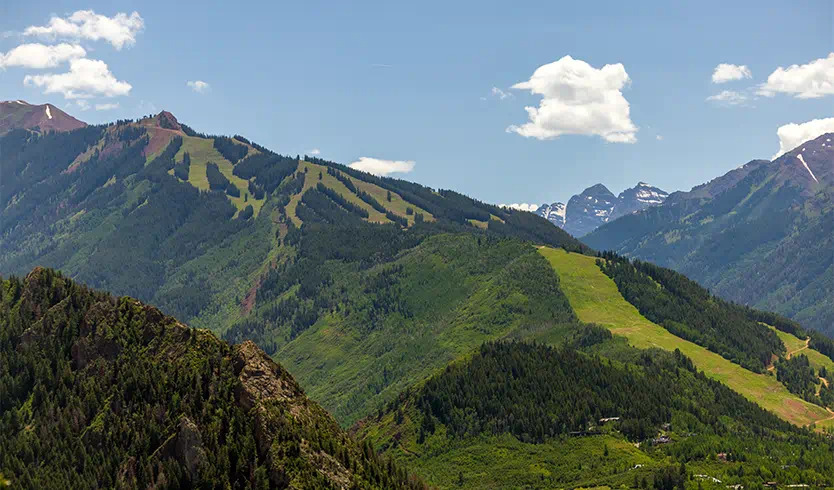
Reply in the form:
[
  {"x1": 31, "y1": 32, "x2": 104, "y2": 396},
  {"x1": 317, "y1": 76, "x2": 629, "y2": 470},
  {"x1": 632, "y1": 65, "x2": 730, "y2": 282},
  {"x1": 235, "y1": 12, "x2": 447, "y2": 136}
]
[
  {"x1": 0, "y1": 268, "x2": 425, "y2": 489},
  {"x1": 0, "y1": 110, "x2": 585, "y2": 332},
  {"x1": 584, "y1": 133, "x2": 833, "y2": 335},
  {"x1": 0, "y1": 109, "x2": 587, "y2": 427},
  {"x1": 359, "y1": 340, "x2": 834, "y2": 489},
  {"x1": 540, "y1": 248, "x2": 834, "y2": 425}
]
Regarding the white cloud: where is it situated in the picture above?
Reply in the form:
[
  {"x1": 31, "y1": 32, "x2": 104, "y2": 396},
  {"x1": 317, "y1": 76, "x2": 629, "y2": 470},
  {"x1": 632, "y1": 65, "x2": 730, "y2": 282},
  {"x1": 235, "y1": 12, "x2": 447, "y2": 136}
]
[
  {"x1": 491, "y1": 86, "x2": 512, "y2": 100},
  {"x1": 75, "y1": 99, "x2": 90, "y2": 111},
  {"x1": 348, "y1": 157, "x2": 415, "y2": 176},
  {"x1": 507, "y1": 55, "x2": 638, "y2": 143},
  {"x1": 309, "y1": 148, "x2": 321, "y2": 155},
  {"x1": 187, "y1": 80, "x2": 210, "y2": 93},
  {"x1": 711, "y1": 63, "x2": 752, "y2": 83},
  {"x1": 772, "y1": 117, "x2": 834, "y2": 159},
  {"x1": 0, "y1": 43, "x2": 85, "y2": 69},
  {"x1": 24, "y1": 10, "x2": 144, "y2": 50},
  {"x1": 24, "y1": 58, "x2": 132, "y2": 99},
  {"x1": 656, "y1": 134, "x2": 663, "y2": 141},
  {"x1": 95, "y1": 102, "x2": 119, "y2": 111},
  {"x1": 499, "y1": 203, "x2": 539, "y2": 212},
  {"x1": 758, "y1": 53, "x2": 834, "y2": 99},
  {"x1": 706, "y1": 89, "x2": 749, "y2": 106}
]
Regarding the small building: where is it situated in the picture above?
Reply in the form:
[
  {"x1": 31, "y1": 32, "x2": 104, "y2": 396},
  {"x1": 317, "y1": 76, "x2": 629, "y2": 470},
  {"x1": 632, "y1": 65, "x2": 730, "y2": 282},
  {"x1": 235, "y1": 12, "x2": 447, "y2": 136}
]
[{"x1": 652, "y1": 435, "x2": 671, "y2": 445}]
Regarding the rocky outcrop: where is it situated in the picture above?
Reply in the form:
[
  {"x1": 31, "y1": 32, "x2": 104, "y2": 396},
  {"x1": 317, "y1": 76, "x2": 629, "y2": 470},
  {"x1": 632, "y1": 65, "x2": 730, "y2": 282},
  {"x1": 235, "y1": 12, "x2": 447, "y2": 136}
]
[{"x1": 175, "y1": 417, "x2": 206, "y2": 480}]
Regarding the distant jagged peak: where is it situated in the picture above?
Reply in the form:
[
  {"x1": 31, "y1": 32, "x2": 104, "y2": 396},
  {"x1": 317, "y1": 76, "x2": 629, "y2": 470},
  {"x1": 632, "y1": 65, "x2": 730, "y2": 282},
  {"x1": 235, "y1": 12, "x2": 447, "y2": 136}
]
[{"x1": 0, "y1": 99, "x2": 86, "y2": 134}]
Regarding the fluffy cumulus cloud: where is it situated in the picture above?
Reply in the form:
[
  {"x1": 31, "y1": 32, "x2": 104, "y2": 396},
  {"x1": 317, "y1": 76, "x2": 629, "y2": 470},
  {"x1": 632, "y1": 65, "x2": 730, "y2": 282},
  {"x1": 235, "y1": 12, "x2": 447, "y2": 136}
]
[
  {"x1": 507, "y1": 56, "x2": 638, "y2": 143},
  {"x1": 24, "y1": 10, "x2": 144, "y2": 50},
  {"x1": 348, "y1": 157, "x2": 415, "y2": 176},
  {"x1": 758, "y1": 53, "x2": 834, "y2": 99},
  {"x1": 711, "y1": 63, "x2": 752, "y2": 83},
  {"x1": 24, "y1": 58, "x2": 131, "y2": 99},
  {"x1": 187, "y1": 80, "x2": 210, "y2": 93},
  {"x1": 0, "y1": 43, "x2": 85, "y2": 69},
  {"x1": 772, "y1": 117, "x2": 834, "y2": 159},
  {"x1": 705, "y1": 89, "x2": 749, "y2": 106},
  {"x1": 499, "y1": 203, "x2": 539, "y2": 212}
]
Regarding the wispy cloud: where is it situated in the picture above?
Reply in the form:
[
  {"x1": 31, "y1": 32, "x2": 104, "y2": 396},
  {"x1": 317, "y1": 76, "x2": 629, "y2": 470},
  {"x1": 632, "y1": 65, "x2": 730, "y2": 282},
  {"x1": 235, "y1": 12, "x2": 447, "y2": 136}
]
[
  {"x1": 706, "y1": 89, "x2": 750, "y2": 106},
  {"x1": 491, "y1": 86, "x2": 513, "y2": 100},
  {"x1": 187, "y1": 80, "x2": 210, "y2": 93},
  {"x1": 348, "y1": 157, "x2": 415, "y2": 176}
]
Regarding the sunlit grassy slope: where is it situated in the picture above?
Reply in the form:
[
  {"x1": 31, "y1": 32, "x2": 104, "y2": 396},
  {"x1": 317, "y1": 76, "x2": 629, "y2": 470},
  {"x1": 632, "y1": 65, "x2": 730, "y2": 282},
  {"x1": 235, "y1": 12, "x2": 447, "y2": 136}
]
[
  {"x1": 769, "y1": 326, "x2": 834, "y2": 374},
  {"x1": 285, "y1": 160, "x2": 433, "y2": 226},
  {"x1": 275, "y1": 235, "x2": 573, "y2": 425},
  {"x1": 538, "y1": 247, "x2": 832, "y2": 427},
  {"x1": 174, "y1": 136, "x2": 264, "y2": 216}
]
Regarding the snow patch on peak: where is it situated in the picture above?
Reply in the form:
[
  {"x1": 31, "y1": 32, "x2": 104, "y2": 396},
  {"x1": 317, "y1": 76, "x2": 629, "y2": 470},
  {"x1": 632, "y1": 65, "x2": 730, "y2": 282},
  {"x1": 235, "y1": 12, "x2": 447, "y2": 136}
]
[
  {"x1": 796, "y1": 154, "x2": 819, "y2": 183},
  {"x1": 45, "y1": 105, "x2": 52, "y2": 120},
  {"x1": 16, "y1": 100, "x2": 28, "y2": 105}
]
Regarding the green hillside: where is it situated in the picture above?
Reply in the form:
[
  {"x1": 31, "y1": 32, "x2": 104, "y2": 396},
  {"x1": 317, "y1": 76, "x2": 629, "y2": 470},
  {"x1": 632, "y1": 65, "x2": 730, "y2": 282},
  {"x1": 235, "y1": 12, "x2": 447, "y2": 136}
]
[
  {"x1": 0, "y1": 268, "x2": 425, "y2": 489},
  {"x1": 539, "y1": 247, "x2": 833, "y2": 427},
  {"x1": 0, "y1": 113, "x2": 585, "y2": 338},
  {"x1": 228, "y1": 233, "x2": 579, "y2": 425},
  {"x1": 360, "y1": 341, "x2": 834, "y2": 489},
  {"x1": 584, "y1": 135, "x2": 833, "y2": 336}
]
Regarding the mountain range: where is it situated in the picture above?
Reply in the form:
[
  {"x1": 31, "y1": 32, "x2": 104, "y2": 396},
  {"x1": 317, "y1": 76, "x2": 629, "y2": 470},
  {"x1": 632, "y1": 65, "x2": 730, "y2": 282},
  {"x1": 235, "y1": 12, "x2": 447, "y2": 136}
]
[
  {"x1": 585, "y1": 132, "x2": 833, "y2": 335},
  {"x1": 526, "y1": 182, "x2": 669, "y2": 237},
  {"x1": 2, "y1": 102, "x2": 834, "y2": 488}
]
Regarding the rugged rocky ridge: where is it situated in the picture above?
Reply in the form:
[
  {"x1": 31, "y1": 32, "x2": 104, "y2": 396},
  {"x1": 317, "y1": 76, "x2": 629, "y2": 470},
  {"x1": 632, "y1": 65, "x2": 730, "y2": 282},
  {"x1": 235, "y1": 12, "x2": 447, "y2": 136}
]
[
  {"x1": 548, "y1": 182, "x2": 669, "y2": 237},
  {"x1": 0, "y1": 268, "x2": 425, "y2": 489},
  {"x1": 535, "y1": 201, "x2": 566, "y2": 227}
]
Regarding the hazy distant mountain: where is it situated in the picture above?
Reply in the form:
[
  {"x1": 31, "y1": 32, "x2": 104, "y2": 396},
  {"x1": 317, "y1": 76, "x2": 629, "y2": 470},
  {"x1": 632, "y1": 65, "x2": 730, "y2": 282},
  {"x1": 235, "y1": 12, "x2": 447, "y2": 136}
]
[
  {"x1": 515, "y1": 182, "x2": 669, "y2": 237},
  {"x1": 535, "y1": 201, "x2": 566, "y2": 226},
  {"x1": 585, "y1": 133, "x2": 833, "y2": 334},
  {"x1": 0, "y1": 100, "x2": 86, "y2": 134},
  {"x1": 563, "y1": 183, "x2": 620, "y2": 237}
]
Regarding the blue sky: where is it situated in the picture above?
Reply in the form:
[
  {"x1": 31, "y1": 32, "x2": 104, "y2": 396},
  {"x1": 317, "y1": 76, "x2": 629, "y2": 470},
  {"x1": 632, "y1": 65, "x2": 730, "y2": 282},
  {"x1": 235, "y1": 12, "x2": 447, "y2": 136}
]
[{"x1": 2, "y1": 1, "x2": 832, "y2": 205}]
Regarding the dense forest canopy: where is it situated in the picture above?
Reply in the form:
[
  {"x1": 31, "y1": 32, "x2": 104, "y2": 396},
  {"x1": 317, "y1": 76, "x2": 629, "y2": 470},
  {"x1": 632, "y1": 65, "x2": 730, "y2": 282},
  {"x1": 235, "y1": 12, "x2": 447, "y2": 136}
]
[{"x1": 0, "y1": 268, "x2": 425, "y2": 489}]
